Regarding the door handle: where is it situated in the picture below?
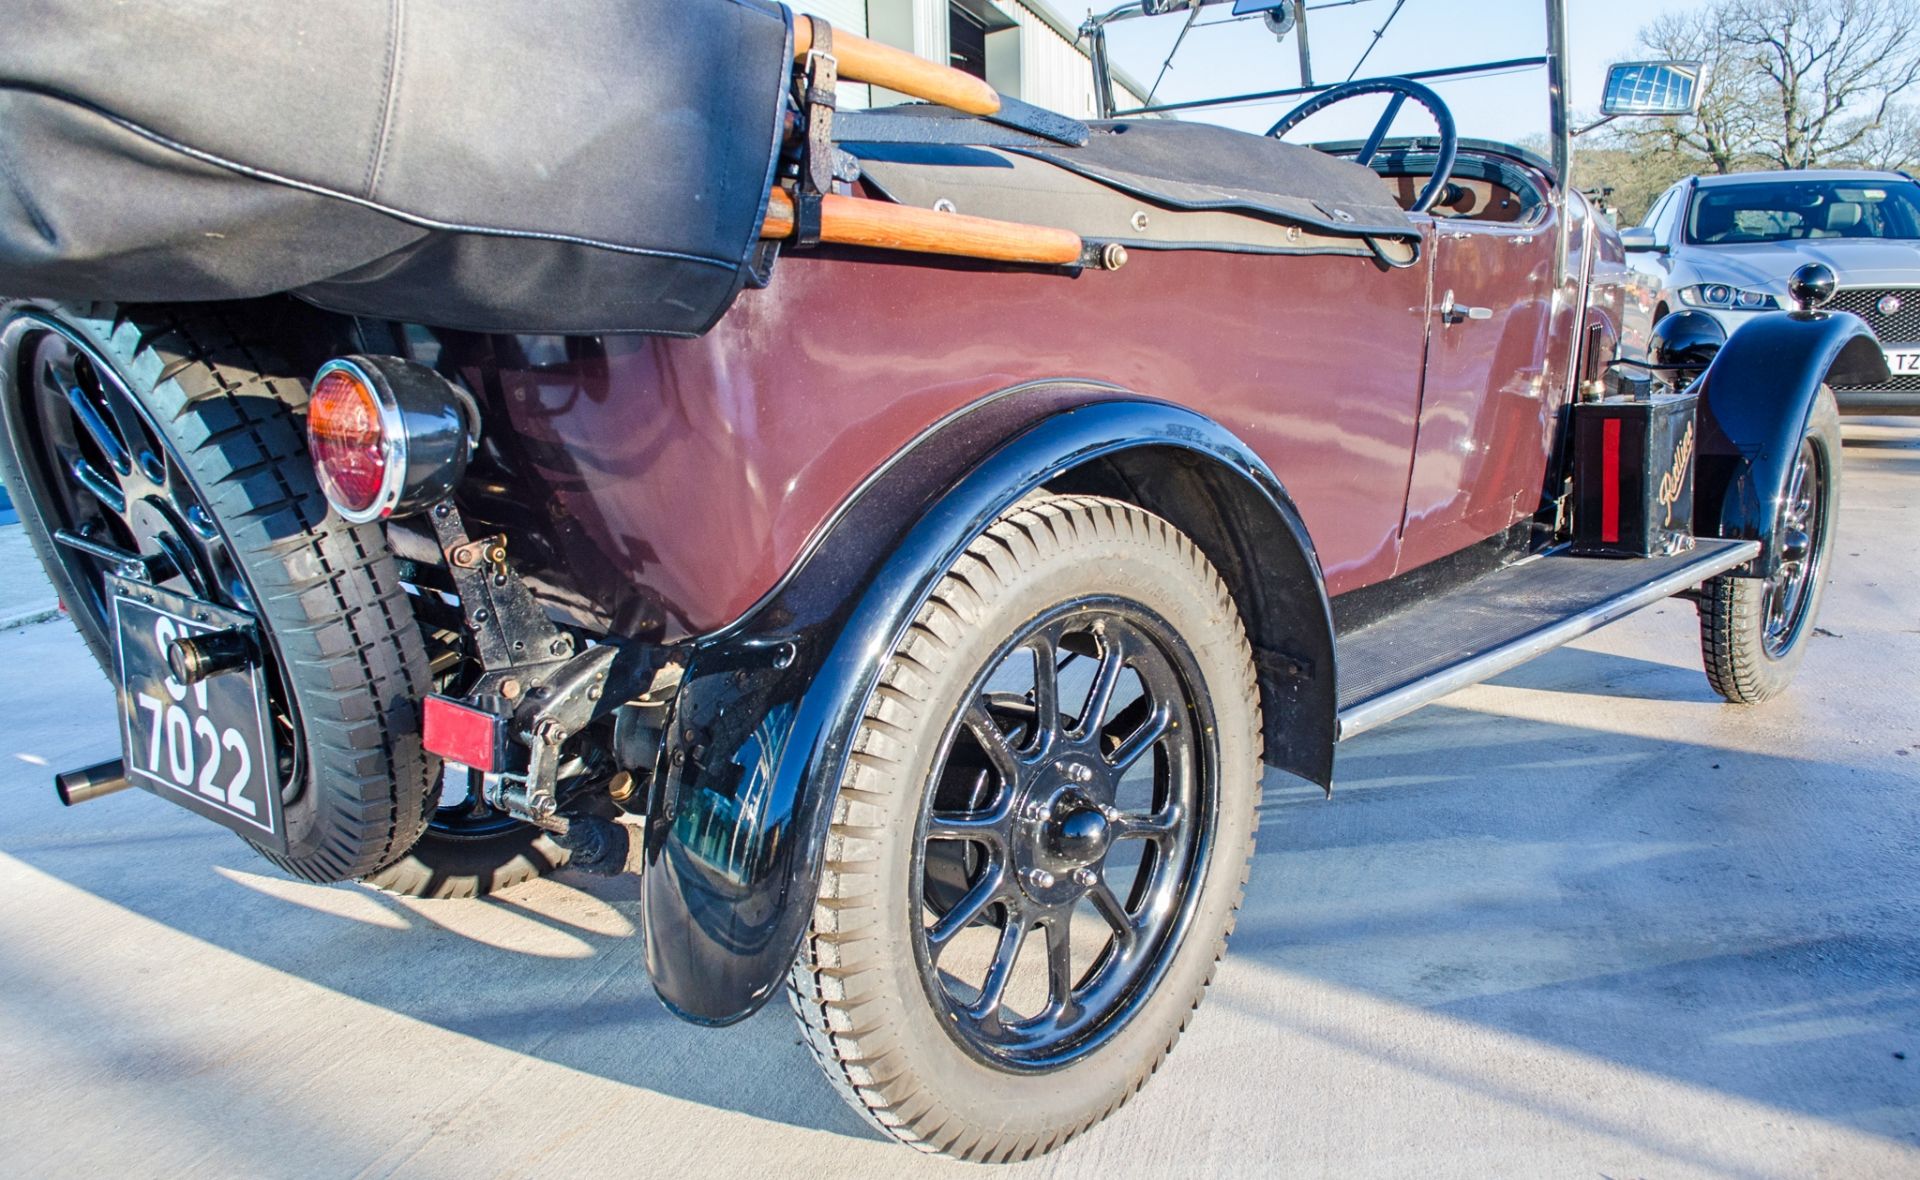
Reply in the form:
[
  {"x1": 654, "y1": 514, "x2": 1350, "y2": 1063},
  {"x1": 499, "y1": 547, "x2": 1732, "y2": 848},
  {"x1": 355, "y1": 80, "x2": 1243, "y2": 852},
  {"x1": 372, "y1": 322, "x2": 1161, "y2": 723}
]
[{"x1": 1438, "y1": 289, "x2": 1492, "y2": 324}]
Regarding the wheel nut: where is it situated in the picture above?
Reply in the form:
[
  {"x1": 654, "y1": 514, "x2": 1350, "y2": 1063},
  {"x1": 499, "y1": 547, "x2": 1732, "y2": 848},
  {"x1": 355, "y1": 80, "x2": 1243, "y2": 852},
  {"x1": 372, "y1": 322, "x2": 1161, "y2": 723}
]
[
  {"x1": 1027, "y1": 869, "x2": 1055, "y2": 890},
  {"x1": 1072, "y1": 867, "x2": 1097, "y2": 887}
]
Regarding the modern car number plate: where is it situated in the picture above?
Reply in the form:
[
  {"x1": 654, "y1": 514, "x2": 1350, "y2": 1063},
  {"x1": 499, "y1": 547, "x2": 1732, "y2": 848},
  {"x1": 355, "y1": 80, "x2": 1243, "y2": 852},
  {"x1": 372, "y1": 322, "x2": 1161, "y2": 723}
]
[
  {"x1": 1885, "y1": 347, "x2": 1920, "y2": 375},
  {"x1": 107, "y1": 574, "x2": 284, "y2": 850}
]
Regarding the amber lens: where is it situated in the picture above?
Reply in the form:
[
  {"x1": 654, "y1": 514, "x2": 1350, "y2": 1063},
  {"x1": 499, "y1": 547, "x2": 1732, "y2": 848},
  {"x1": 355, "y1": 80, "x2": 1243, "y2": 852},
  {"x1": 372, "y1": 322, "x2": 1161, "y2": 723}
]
[{"x1": 307, "y1": 368, "x2": 388, "y2": 515}]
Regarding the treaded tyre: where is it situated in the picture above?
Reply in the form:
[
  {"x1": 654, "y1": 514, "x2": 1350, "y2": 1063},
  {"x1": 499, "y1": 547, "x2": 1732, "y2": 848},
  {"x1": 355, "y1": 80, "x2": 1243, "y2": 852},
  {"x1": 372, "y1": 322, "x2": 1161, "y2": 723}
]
[
  {"x1": 358, "y1": 810, "x2": 570, "y2": 899},
  {"x1": 787, "y1": 495, "x2": 1262, "y2": 1162},
  {"x1": 1698, "y1": 386, "x2": 1841, "y2": 704},
  {"x1": 0, "y1": 300, "x2": 436, "y2": 883}
]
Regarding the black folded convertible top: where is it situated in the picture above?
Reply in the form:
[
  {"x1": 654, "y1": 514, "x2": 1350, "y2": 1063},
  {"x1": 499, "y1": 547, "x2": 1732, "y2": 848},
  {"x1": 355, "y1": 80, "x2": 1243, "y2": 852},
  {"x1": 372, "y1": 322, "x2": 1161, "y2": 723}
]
[{"x1": 0, "y1": 0, "x2": 791, "y2": 335}]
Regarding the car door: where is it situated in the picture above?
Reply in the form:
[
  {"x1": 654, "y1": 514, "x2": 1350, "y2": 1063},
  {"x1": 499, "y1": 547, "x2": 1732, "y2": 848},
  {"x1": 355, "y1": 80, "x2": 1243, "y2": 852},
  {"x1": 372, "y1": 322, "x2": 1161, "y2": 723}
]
[{"x1": 1396, "y1": 210, "x2": 1561, "y2": 571}]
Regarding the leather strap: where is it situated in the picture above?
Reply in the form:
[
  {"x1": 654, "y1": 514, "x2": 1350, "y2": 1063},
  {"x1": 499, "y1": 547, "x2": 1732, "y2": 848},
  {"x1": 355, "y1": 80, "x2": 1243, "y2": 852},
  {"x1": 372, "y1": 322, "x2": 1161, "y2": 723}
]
[{"x1": 797, "y1": 18, "x2": 838, "y2": 248}]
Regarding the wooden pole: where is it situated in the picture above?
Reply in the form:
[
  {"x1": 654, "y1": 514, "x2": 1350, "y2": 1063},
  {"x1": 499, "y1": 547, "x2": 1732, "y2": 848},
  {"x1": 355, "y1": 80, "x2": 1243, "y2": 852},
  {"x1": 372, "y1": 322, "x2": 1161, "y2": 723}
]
[
  {"x1": 793, "y1": 16, "x2": 1001, "y2": 116},
  {"x1": 762, "y1": 188, "x2": 1083, "y2": 267}
]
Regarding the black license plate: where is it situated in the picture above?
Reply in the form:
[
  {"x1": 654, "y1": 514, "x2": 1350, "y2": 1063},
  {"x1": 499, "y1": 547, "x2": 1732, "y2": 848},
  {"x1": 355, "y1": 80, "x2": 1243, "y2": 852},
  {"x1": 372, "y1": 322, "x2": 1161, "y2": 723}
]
[{"x1": 108, "y1": 575, "x2": 285, "y2": 850}]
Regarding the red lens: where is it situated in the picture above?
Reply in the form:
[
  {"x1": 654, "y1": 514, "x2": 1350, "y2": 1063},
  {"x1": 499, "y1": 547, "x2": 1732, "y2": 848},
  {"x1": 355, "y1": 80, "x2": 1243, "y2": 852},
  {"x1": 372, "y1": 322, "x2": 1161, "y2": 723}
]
[{"x1": 308, "y1": 368, "x2": 388, "y2": 516}]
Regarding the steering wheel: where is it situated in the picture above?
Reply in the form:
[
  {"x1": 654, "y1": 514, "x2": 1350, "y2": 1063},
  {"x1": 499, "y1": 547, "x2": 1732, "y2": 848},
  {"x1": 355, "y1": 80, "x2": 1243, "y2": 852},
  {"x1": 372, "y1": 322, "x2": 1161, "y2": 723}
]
[{"x1": 1266, "y1": 78, "x2": 1459, "y2": 215}]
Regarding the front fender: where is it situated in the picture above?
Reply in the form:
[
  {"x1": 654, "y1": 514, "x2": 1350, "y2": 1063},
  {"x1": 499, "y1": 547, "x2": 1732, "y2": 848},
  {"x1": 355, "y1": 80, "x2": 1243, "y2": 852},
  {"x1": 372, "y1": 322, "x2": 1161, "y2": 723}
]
[
  {"x1": 1694, "y1": 309, "x2": 1885, "y2": 575},
  {"x1": 639, "y1": 388, "x2": 1332, "y2": 1025}
]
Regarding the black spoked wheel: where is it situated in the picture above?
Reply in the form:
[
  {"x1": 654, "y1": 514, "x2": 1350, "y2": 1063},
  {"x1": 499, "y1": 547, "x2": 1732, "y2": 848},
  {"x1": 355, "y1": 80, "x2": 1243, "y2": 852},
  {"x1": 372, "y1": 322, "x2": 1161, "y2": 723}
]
[
  {"x1": 0, "y1": 301, "x2": 436, "y2": 883},
  {"x1": 1759, "y1": 438, "x2": 1826, "y2": 658},
  {"x1": 10, "y1": 317, "x2": 303, "y2": 791},
  {"x1": 789, "y1": 495, "x2": 1262, "y2": 1162},
  {"x1": 1700, "y1": 387, "x2": 1841, "y2": 704},
  {"x1": 916, "y1": 605, "x2": 1211, "y2": 1071}
]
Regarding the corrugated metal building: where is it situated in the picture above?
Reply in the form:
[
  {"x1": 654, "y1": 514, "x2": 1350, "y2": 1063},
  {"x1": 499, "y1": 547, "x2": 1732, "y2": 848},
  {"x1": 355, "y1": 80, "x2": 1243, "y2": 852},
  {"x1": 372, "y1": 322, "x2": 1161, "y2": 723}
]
[{"x1": 787, "y1": 0, "x2": 1144, "y2": 116}]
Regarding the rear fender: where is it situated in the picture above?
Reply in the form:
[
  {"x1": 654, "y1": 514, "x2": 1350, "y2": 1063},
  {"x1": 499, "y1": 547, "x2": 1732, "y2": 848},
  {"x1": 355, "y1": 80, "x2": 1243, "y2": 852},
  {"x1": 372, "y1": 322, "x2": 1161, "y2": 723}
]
[
  {"x1": 639, "y1": 386, "x2": 1334, "y2": 1025},
  {"x1": 1693, "y1": 310, "x2": 1884, "y2": 575}
]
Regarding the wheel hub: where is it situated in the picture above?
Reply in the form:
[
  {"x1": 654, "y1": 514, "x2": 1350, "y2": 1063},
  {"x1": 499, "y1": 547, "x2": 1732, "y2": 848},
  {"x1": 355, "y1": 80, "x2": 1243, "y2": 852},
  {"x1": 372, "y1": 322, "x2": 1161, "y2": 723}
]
[
  {"x1": 1012, "y1": 760, "x2": 1118, "y2": 905},
  {"x1": 1046, "y1": 803, "x2": 1111, "y2": 864}
]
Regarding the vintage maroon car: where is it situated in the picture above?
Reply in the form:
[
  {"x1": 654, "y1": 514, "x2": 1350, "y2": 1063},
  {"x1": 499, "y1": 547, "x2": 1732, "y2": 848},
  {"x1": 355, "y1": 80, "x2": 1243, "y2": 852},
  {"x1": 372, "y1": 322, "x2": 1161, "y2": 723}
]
[{"x1": 0, "y1": 0, "x2": 1891, "y2": 1161}]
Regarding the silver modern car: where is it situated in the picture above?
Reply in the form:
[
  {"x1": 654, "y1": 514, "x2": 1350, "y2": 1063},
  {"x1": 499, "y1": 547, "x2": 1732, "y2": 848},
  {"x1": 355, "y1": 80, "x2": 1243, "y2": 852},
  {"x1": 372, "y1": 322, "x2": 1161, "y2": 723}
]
[{"x1": 1625, "y1": 169, "x2": 1920, "y2": 413}]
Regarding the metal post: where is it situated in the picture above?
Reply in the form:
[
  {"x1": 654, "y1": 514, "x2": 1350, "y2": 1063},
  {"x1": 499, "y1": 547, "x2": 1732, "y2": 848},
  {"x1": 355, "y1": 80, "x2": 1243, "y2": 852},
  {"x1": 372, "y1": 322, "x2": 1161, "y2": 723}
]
[
  {"x1": 1090, "y1": 24, "x2": 1115, "y2": 118},
  {"x1": 1546, "y1": 0, "x2": 1573, "y2": 290},
  {"x1": 1546, "y1": 0, "x2": 1570, "y2": 187},
  {"x1": 1294, "y1": 0, "x2": 1313, "y2": 88}
]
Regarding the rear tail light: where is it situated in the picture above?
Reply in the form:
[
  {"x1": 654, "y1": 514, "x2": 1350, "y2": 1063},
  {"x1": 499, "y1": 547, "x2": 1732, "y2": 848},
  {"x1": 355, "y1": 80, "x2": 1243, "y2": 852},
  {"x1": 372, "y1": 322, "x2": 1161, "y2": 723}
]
[{"x1": 307, "y1": 356, "x2": 478, "y2": 523}]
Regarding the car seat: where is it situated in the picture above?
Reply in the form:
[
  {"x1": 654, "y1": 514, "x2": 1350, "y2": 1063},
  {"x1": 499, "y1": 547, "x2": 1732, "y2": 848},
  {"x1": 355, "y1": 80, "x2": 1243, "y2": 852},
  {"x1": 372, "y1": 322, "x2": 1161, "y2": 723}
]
[{"x1": 1819, "y1": 201, "x2": 1866, "y2": 237}]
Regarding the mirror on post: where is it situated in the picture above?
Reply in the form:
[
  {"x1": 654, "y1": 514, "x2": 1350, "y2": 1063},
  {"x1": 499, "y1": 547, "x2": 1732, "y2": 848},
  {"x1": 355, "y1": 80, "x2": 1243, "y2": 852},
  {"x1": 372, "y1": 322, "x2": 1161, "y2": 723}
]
[
  {"x1": 1600, "y1": 61, "x2": 1704, "y2": 119},
  {"x1": 1575, "y1": 60, "x2": 1704, "y2": 137}
]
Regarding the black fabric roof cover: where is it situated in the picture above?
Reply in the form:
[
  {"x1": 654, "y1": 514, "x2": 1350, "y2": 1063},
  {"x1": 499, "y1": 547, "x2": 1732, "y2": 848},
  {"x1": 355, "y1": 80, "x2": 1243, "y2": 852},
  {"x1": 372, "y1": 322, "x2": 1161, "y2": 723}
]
[
  {"x1": 0, "y1": 0, "x2": 791, "y2": 335},
  {"x1": 1006, "y1": 119, "x2": 1417, "y2": 240},
  {"x1": 838, "y1": 106, "x2": 1416, "y2": 241}
]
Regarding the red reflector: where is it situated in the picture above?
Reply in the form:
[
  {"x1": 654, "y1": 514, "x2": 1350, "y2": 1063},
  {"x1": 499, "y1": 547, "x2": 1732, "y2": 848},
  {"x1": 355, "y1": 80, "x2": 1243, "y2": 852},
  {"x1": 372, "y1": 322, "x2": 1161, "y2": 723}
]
[
  {"x1": 422, "y1": 695, "x2": 505, "y2": 772},
  {"x1": 1601, "y1": 417, "x2": 1622, "y2": 544}
]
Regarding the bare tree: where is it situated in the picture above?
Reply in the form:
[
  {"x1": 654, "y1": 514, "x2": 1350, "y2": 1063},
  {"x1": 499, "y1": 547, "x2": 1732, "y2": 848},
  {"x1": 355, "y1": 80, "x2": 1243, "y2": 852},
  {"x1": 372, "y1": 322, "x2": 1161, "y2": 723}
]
[
  {"x1": 1626, "y1": 8, "x2": 1768, "y2": 174},
  {"x1": 1838, "y1": 102, "x2": 1920, "y2": 171},
  {"x1": 1722, "y1": 0, "x2": 1920, "y2": 168},
  {"x1": 1605, "y1": 0, "x2": 1920, "y2": 174}
]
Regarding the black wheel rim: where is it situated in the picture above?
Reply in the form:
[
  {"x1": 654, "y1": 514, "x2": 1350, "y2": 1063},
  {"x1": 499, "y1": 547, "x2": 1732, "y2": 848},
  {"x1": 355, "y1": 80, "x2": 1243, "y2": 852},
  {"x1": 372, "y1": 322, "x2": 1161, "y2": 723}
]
[
  {"x1": 1762, "y1": 437, "x2": 1825, "y2": 658},
  {"x1": 912, "y1": 600, "x2": 1215, "y2": 1072},
  {"x1": 1, "y1": 315, "x2": 304, "y2": 796}
]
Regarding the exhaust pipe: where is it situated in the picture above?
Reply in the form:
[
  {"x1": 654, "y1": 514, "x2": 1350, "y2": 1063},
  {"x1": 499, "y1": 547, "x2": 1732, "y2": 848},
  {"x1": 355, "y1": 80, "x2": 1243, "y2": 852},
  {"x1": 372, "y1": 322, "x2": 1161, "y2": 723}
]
[{"x1": 56, "y1": 759, "x2": 131, "y2": 806}]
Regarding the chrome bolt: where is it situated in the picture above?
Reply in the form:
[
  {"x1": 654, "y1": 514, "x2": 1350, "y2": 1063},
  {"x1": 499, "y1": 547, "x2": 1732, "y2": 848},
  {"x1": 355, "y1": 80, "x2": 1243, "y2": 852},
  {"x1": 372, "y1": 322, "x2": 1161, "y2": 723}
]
[
  {"x1": 1025, "y1": 800, "x2": 1050, "y2": 822},
  {"x1": 1027, "y1": 868, "x2": 1055, "y2": 890},
  {"x1": 1072, "y1": 867, "x2": 1097, "y2": 887},
  {"x1": 1067, "y1": 763, "x2": 1093, "y2": 784}
]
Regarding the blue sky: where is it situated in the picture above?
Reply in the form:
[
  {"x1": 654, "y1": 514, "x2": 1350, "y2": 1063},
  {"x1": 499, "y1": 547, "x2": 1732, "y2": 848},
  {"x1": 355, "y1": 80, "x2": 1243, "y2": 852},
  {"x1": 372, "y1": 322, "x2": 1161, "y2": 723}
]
[{"x1": 1097, "y1": 0, "x2": 1715, "y2": 142}]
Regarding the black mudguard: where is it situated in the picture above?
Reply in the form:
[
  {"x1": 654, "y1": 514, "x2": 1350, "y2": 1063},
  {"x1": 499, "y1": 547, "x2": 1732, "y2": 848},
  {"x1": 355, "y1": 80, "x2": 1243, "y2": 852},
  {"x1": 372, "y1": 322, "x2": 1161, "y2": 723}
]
[
  {"x1": 1693, "y1": 309, "x2": 1886, "y2": 575},
  {"x1": 639, "y1": 387, "x2": 1334, "y2": 1025}
]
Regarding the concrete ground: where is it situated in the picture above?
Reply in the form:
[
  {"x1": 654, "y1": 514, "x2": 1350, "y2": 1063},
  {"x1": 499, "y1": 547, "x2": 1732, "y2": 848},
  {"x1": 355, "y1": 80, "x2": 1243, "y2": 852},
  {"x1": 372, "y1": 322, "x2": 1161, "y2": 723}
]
[
  {"x1": 0, "y1": 520, "x2": 61, "y2": 630},
  {"x1": 0, "y1": 422, "x2": 1915, "y2": 1179}
]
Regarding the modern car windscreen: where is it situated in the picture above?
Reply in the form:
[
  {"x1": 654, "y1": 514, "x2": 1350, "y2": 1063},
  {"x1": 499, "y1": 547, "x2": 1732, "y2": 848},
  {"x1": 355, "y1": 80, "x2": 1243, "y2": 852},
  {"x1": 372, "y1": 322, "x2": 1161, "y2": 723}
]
[{"x1": 1685, "y1": 180, "x2": 1920, "y2": 244}]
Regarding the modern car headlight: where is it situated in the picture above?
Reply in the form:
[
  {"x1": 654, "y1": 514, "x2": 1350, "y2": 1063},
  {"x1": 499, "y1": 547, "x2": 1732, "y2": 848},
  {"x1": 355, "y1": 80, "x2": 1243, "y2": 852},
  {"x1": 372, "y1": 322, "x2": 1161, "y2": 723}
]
[{"x1": 1676, "y1": 283, "x2": 1781, "y2": 311}]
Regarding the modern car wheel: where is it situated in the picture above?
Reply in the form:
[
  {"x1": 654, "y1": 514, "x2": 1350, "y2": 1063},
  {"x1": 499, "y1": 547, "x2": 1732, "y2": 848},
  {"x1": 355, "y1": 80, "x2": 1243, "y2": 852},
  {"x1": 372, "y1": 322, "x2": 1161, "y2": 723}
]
[
  {"x1": 1698, "y1": 387, "x2": 1841, "y2": 704},
  {"x1": 787, "y1": 495, "x2": 1262, "y2": 1161},
  {"x1": 0, "y1": 301, "x2": 558, "y2": 895}
]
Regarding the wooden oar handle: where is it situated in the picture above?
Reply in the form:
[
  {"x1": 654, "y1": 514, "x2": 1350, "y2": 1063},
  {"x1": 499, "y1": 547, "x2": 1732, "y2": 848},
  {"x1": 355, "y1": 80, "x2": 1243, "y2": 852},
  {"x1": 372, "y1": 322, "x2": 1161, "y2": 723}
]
[
  {"x1": 763, "y1": 188, "x2": 1083, "y2": 267},
  {"x1": 794, "y1": 15, "x2": 1001, "y2": 116}
]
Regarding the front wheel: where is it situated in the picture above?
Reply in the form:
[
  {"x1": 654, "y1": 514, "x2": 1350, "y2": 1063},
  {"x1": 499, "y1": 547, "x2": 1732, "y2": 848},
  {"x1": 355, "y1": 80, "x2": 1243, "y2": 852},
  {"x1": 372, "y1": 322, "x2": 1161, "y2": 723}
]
[
  {"x1": 1698, "y1": 387, "x2": 1841, "y2": 704},
  {"x1": 787, "y1": 495, "x2": 1262, "y2": 1161}
]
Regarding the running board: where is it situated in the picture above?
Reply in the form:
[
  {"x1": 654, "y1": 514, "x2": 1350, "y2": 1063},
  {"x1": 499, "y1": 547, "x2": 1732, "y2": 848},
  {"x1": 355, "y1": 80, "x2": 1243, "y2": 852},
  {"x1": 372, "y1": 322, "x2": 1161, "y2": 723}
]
[{"x1": 1335, "y1": 538, "x2": 1761, "y2": 740}]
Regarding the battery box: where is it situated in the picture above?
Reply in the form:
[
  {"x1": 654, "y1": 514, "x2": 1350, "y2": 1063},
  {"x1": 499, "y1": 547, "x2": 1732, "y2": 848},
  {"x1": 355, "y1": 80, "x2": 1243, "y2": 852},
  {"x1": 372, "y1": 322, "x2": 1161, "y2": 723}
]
[{"x1": 1572, "y1": 391, "x2": 1698, "y2": 558}]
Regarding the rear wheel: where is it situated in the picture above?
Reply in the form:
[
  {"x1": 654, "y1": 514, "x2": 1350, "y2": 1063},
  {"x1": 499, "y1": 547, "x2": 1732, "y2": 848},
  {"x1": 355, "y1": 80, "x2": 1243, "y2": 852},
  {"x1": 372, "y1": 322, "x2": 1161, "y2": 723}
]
[
  {"x1": 0, "y1": 301, "x2": 559, "y2": 894},
  {"x1": 1698, "y1": 388, "x2": 1841, "y2": 704},
  {"x1": 787, "y1": 495, "x2": 1262, "y2": 1161},
  {"x1": 0, "y1": 302, "x2": 433, "y2": 882}
]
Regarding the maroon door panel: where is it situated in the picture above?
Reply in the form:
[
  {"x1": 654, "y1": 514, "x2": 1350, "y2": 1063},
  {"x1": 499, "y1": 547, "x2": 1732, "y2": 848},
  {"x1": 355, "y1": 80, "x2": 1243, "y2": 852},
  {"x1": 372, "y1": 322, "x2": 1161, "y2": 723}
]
[
  {"x1": 481, "y1": 244, "x2": 1432, "y2": 639},
  {"x1": 1397, "y1": 215, "x2": 1560, "y2": 571}
]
